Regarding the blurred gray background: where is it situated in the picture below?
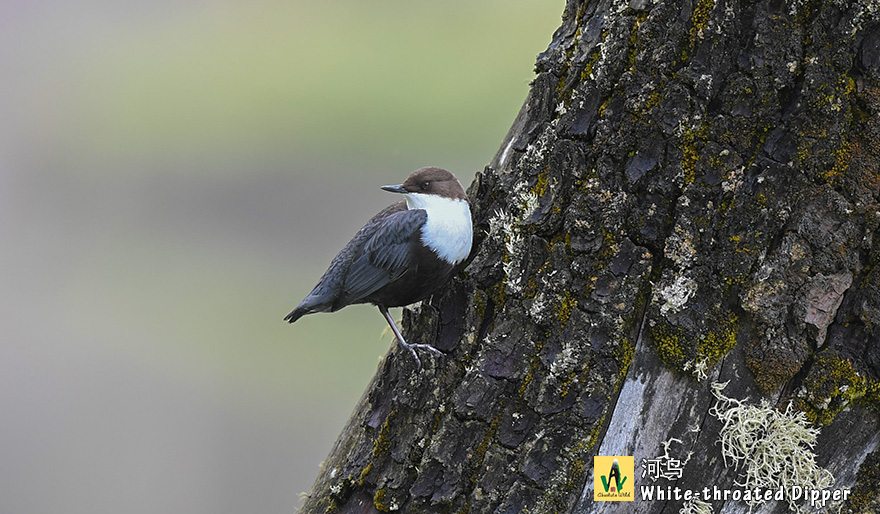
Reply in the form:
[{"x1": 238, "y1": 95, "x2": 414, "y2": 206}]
[{"x1": 0, "y1": 1, "x2": 560, "y2": 512}]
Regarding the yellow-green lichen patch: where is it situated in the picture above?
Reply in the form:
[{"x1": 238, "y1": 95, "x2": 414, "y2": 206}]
[
  {"x1": 798, "y1": 355, "x2": 869, "y2": 425},
  {"x1": 532, "y1": 166, "x2": 551, "y2": 198},
  {"x1": 649, "y1": 312, "x2": 738, "y2": 379},
  {"x1": 580, "y1": 47, "x2": 602, "y2": 82},
  {"x1": 358, "y1": 408, "x2": 401, "y2": 489},
  {"x1": 754, "y1": 192, "x2": 768, "y2": 208},
  {"x1": 485, "y1": 282, "x2": 505, "y2": 315},
  {"x1": 373, "y1": 489, "x2": 390, "y2": 512},
  {"x1": 598, "y1": 228, "x2": 619, "y2": 262},
  {"x1": 846, "y1": 452, "x2": 880, "y2": 512},
  {"x1": 518, "y1": 337, "x2": 546, "y2": 398},
  {"x1": 559, "y1": 370, "x2": 579, "y2": 398},
  {"x1": 697, "y1": 313, "x2": 738, "y2": 365},
  {"x1": 649, "y1": 321, "x2": 688, "y2": 370},
  {"x1": 689, "y1": 0, "x2": 715, "y2": 44},
  {"x1": 555, "y1": 67, "x2": 573, "y2": 105},
  {"x1": 809, "y1": 74, "x2": 856, "y2": 114},
  {"x1": 585, "y1": 411, "x2": 607, "y2": 451},
  {"x1": 455, "y1": 413, "x2": 504, "y2": 514},
  {"x1": 644, "y1": 90, "x2": 663, "y2": 112},
  {"x1": 358, "y1": 461, "x2": 373, "y2": 485},
  {"x1": 556, "y1": 290, "x2": 577, "y2": 327},
  {"x1": 793, "y1": 0, "x2": 821, "y2": 29},
  {"x1": 795, "y1": 131, "x2": 823, "y2": 168},
  {"x1": 864, "y1": 380, "x2": 880, "y2": 414},
  {"x1": 613, "y1": 337, "x2": 636, "y2": 384},
  {"x1": 681, "y1": 124, "x2": 708, "y2": 185},
  {"x1": 626, "y1": 13, "x2": 648, "y2": 70},
  {"x1": 597, "y1": 97, "x2": 612, "y2": 118},
  {"x1": 579, "y1": 28, "x2": 608, "y2": 82},
  {"x1": 819, "y1": 140, "x2": 856, "y2": 184},
  {"x1": 373, "y1": 408, "x2": 398, "y2": 457},
  {"x1": 531, "y1": 436, "x2": 595, "y2": 514},
  {"x1": 473, "y1": 290, "x2": 488, "y2": 321},
  {"x1": 549, "y1": 231, "x2": 572, "y2": 258},
  {"x1": 555, "y1": 26, "x2": 582, "y2": 105},
  {"x1": 746, "y1": 344, "x2": 803, "y2": 394},
  {"x1": 470, "y1": 412, "x2": 502, "y2": 484},
  {"x1": 523, "y1": 276, "x2": 539, "y2": 299}
]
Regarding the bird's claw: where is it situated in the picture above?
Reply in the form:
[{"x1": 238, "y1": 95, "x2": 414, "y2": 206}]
[
  {"x1": 379, "y1": 306, "x2": 442, "y2": 369},
  {"x1": 409, "y1": 343, "x2": 443, "y2": 356},
  {"x1": 398, "y1": 341, "x2": 443, "y2": 369}
]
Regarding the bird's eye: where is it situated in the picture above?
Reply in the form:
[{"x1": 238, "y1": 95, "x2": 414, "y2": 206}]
[{"x1": 421, "y1": 181, "x2": 431, "y2": 189}]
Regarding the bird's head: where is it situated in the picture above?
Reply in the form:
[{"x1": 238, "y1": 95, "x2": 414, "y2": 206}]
[{"x1": 381, "y1": 167, "x2": 468, "y2": 203}]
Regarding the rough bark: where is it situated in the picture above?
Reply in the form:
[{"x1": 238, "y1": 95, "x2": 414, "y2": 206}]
[{"x1": 299, "y1": 0, "x2": 880, "y2": 513}]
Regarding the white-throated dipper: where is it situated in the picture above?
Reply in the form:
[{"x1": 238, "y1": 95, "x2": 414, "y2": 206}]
[{"x1": 284, "y1": 167, "x2": 473, "y2": 367}]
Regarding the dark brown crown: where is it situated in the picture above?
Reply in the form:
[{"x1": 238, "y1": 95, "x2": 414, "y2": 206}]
[{"x1": 399, "y1": 167, "x2": 468, "y2": 201}]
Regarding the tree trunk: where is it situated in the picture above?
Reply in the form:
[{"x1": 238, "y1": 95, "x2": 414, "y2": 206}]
[{"x1": 299, "y1": 0, "x2": 880, "y2": 513}]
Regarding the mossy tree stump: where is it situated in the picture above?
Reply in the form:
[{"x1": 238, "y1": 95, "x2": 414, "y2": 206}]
[{"x1": 299, "y1": 0, "x2": 880, "y2": 512}]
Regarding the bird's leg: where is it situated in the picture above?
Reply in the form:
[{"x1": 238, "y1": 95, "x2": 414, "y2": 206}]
[{"x1": 378, "y1": 306, "x2": 442, "y2": 368}]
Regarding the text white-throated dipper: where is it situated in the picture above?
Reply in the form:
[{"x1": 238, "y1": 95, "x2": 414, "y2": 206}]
[{"x1": 284, "y1": 167, "x2": 473, "y2": 367}]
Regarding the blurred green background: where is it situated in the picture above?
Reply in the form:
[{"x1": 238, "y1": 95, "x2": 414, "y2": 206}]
[{"x1": 0, "y1": 1, "x2": 561, "y2": 512}]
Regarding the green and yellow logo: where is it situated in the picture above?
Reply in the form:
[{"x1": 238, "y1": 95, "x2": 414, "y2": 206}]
[{"x1": 594, "y1": 456, "x2": 634, "y2": 501}]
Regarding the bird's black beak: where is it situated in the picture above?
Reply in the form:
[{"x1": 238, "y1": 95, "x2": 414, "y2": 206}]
[{"x1": 381, "y1": 184, "x2": 408, "y2": 194}]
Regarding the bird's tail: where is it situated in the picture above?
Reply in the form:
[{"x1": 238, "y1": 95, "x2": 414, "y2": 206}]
[
  {"x1": 283, "y1": 307, "x2": 308, "y2": 324},
  {"x1": 284, "y1": 294, "x2": 331, "y2": 323}
]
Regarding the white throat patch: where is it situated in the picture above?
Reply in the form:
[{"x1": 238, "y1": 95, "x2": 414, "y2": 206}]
[{"x1": 404, "y1": 193, "x2": 473, "y2": 265}]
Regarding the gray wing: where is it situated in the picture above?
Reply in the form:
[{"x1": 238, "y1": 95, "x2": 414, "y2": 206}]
[
  {"x1": 337, "y1": 208, "x2": 427, "y2": 306},
  {"x1": 284, "y1": 203, "x2": 425, "y2": 322}
]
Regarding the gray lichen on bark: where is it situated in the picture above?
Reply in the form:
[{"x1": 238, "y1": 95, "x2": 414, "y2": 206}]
[{"x1": 299, "y1": 0, "x2": 880, "y2": 513}]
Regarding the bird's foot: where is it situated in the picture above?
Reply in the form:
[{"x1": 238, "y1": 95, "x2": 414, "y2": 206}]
[
  {"x1": 397, "y1": 340, "x2": 443, "y2": 369},
  {"x1": 378, "y1": 306, "x2": 442, "y2": 369}
]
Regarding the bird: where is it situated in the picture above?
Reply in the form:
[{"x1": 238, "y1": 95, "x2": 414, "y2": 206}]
[{"x1": 284, "y1": 167, "x2": 473, "y2": 367}]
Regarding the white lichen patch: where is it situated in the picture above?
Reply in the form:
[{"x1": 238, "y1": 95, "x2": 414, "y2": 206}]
[
  {"x1": 519, "y1": 116, "x2": 559, "y2": 171},
  {"x1": 660, "y1": 437, "x2": 694, "y2": 468},
  {"x1": 664, "y1": 223, "x2": 698, "y2": 266},
  {"x1": 549, "y1": 342, "x2": 580, "y2": 379},
  {"x1": 487, "y1": 208, "x2": 514, "y2": 239},
  {"x1": 654, "y1": 273, "x2": 698, "y2": 316},
  {"x1": 741, "y1": 278, "x2": 786, "y2": 319},
  {"x1": 529, "y1": 290, "x2": 553, "y2": 322},
  {"x1": 683, "y1": 357, "x2": 709, "y2": 381},
  {"x1": 611, "y1": 0, "x2": 630, "y2": 16},
  {"x1": 555, "y1": 100, "x2": 568, "y2": 116},
  {"x1": 709, "y1": 382, "x2": 834, "y2": 512},
  {"x1": 630, "y1": 80, "x2": 661, "y2": 113},
  {"x1": 721, "y1": 165, "x2": 744, "y2": 193},
  {"x1": 788, "y1": 0, "x2": 805, "y2": 16},
  {"x1": 844, "y1": 0, "x2": 879, "y2": 36},
  {"x1": 488, "y1": 182, "x2": 540, "y2": 294},
  {"x1": 679, "y1": 497, "x2": 713, "y2": 514},
  {"x1": 519, "y1": 186, "x2": 540, "y2": 219},
  {"x1": 589, "y1": 13, "x2": 632, "y2": 83}
]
